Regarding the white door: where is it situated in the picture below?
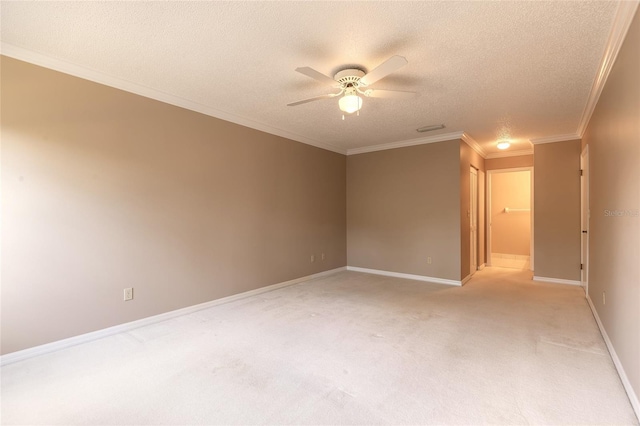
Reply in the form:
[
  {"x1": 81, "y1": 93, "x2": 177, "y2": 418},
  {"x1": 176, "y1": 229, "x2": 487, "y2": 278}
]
[
  {"x1": 580, "y1": 147, "x2": 589, "y2": 292},
  {"x1": 470, "y1": 167, "x2": 478, "y2": 273}
]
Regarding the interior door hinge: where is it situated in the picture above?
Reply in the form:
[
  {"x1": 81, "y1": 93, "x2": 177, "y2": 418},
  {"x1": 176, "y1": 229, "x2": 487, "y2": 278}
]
[
  {"x1": 580, "y1": 263, "x2": 583, "y2": 270},
  {"x1": 580, "y1": 169, "x2": 583, "y2": 176}
]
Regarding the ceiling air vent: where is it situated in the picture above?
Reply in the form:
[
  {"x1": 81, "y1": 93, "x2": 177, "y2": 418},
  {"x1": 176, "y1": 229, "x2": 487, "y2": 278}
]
[{"x1": 417, "y1": 124, "x2": 445, "y2": 133}]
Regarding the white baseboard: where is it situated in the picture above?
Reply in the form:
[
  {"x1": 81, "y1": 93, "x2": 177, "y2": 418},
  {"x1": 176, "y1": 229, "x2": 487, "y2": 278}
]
[
  {"x1": 461, "y1": 274, "x2": 473, "y2": 285},
  {"x1": 492, "y1": 253, "x2": 530, "y2": 261},
  {"x1": 0, "y1": 267, "x2": 346, "y2": 366},
  {"x1": 478, "y1": 263, "x2": 486, "y2": 271},
  {"x1": 533, "y1": 276, "x2": 581, "y2": 286},
  {"x1": 346, "y1": 266, "x2": 462, "y2": 286},
  {"x1": 586, "y1": 294, "x2": 640, "y2": 420}
]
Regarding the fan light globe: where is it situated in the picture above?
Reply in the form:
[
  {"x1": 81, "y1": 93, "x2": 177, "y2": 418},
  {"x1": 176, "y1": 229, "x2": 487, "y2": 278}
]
[
  {"x1": 497, "y1": 141, "x2": 511, "y2": 150},
  {"x1": 339, "y1": 94, "x2": 362, "y2": 114}
]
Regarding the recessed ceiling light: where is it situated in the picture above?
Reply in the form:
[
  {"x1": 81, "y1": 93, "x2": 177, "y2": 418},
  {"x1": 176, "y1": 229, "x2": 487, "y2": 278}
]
[
  {"x1": 497, "y1": 141, "x2": 511, "y2": 150},
  {"x1": 417, "y1": 124, "x2": 445, "y2": 133}
]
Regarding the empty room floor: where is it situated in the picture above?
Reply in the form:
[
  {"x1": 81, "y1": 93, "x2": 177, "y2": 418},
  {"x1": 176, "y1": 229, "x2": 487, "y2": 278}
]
[{"x1": 1, "y1": 268, "x2": 637, "y2": 425}]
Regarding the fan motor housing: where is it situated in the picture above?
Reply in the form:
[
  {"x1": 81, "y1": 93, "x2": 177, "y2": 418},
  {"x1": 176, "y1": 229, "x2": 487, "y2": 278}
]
[{"x1": 334, "y1": 69, "x2": 365, "y2": 86}]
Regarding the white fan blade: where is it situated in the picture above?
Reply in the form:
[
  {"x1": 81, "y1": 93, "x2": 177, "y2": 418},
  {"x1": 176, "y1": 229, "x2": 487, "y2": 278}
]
[
  {"x1": 364, "y1": 89, "x2": 417, "y2": 99},
  {"x1": 360, "y1": 55, "x2": 408, "y2": 86},
  {"x1": 295, "y1": 67, "x2": 341, "y2": 87},
  {"x1": 287, "y1": 93, "x2": 339, "y2": 106}
]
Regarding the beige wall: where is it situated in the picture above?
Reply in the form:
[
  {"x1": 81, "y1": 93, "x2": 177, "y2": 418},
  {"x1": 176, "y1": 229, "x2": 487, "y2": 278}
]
[
  {"x1": 347, "y1": 141, "x2": 461, "y2": 281},
  {"x1": 485, "y1": 155, "x2": 533, "y2": 170},
  {"x1": 582, "y1": 9, "x2": 640, "y2": 404},
  {"x1": 490, "y1": 171, "x2": 531, "y2": 256},
  {"x1": 1, "y1": 57, "x2": 347, "y2": 354},
  {"x1": 533, "y1": 140, "x2": 581, "y2": 280},
  {"x1": 460, "y1": 142, "x2": 486, "y2": 279}
]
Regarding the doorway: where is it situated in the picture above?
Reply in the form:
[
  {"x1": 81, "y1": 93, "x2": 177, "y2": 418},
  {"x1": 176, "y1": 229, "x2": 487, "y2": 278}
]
[{"x1": 487, "y1": 168, "x2": 533, "y2": 270}]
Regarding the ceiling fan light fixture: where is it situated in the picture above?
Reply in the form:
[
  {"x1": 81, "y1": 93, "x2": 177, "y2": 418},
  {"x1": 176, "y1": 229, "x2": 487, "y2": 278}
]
[
  {"x1": 289, "y1": 57, "x2": 415, "y2": 115},
  {"x1": 339, "y1": 92, "x2": 362, "y2": 114},
  {"x1": 497, "y1": 141, "x2": 511, "y2": 150}
]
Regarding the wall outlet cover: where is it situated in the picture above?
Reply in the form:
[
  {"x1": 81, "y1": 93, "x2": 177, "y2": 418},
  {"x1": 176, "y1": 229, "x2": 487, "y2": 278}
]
[{"x1": 124, "y1": 288, "x2": 134, "y2": 301}]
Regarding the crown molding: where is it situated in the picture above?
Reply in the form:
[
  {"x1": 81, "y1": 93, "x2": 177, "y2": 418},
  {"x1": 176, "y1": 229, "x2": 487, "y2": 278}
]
[
  {"x1": 530, "y1": 133, "x2": 581, "y2": 145},
  {"x1": 485, "y1": 149, "x2": 534, "y2": 159},
  {"x1": 347, "y1": 131, "x2": 466, "y2": 155},
  {"x1": 0, "y1": 42, "x2": 346, "y2": 155},
  {"x1": 576, "y1": 1, "x2": 639, "y2": 137},
  {"x1": 347, "y1": 131, "x2": 488, "y2": 158},
  {"x1": 460, "y1": 132, "x2": 487, "y2": 158}
]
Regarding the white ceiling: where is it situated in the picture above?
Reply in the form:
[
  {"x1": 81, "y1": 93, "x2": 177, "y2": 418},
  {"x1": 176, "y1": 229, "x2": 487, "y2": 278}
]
[{"x1": 0, "y1": 1, "x2": 625, "y2": 156}]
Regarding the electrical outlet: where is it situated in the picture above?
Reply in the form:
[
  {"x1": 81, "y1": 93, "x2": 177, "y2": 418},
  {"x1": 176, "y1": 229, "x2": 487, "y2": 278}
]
[
  {"x1": 310, "y1": 254, "x2": 315, "y2": 263},
  {"x1": 124, "y1": 288, "x2": 133, "y2": 301},
  {"x1": 427, "y1": 257, "x2": 432, "y2": 264},
  {"x1": 602, "y1": 292, "x2": 606, "y2": 305},
  {"x1": 321, "y1": 253, "x2": 325, "y2": 261}
]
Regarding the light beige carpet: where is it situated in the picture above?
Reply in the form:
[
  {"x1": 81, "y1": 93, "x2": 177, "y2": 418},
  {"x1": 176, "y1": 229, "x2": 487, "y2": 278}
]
[{"x1": 1, "y1": 268, "x2": 637, "y2": 425}]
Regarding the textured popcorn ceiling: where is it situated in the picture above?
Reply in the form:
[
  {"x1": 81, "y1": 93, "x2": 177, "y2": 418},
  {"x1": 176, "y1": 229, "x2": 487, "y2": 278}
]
[{"x1": 0, "y1": 1, "x2": 618, "y2": 155}]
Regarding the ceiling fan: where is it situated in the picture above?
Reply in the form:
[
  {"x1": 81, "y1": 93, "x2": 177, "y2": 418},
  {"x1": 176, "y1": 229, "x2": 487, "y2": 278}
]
[{"x1": 288, "y1": 55, "x2": 417, "y2": 118}]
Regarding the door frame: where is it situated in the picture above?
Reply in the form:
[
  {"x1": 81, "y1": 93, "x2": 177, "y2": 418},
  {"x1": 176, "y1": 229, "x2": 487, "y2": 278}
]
[
  {"x1": 470, "y1": 166, "x2": 478, "y2": 274},
  {"x1": 486, "y1": 167, "x2": 534, "y2": 270},
  {"x1": 580, "y1": 145, "x2": 590, "y2": 293}
]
